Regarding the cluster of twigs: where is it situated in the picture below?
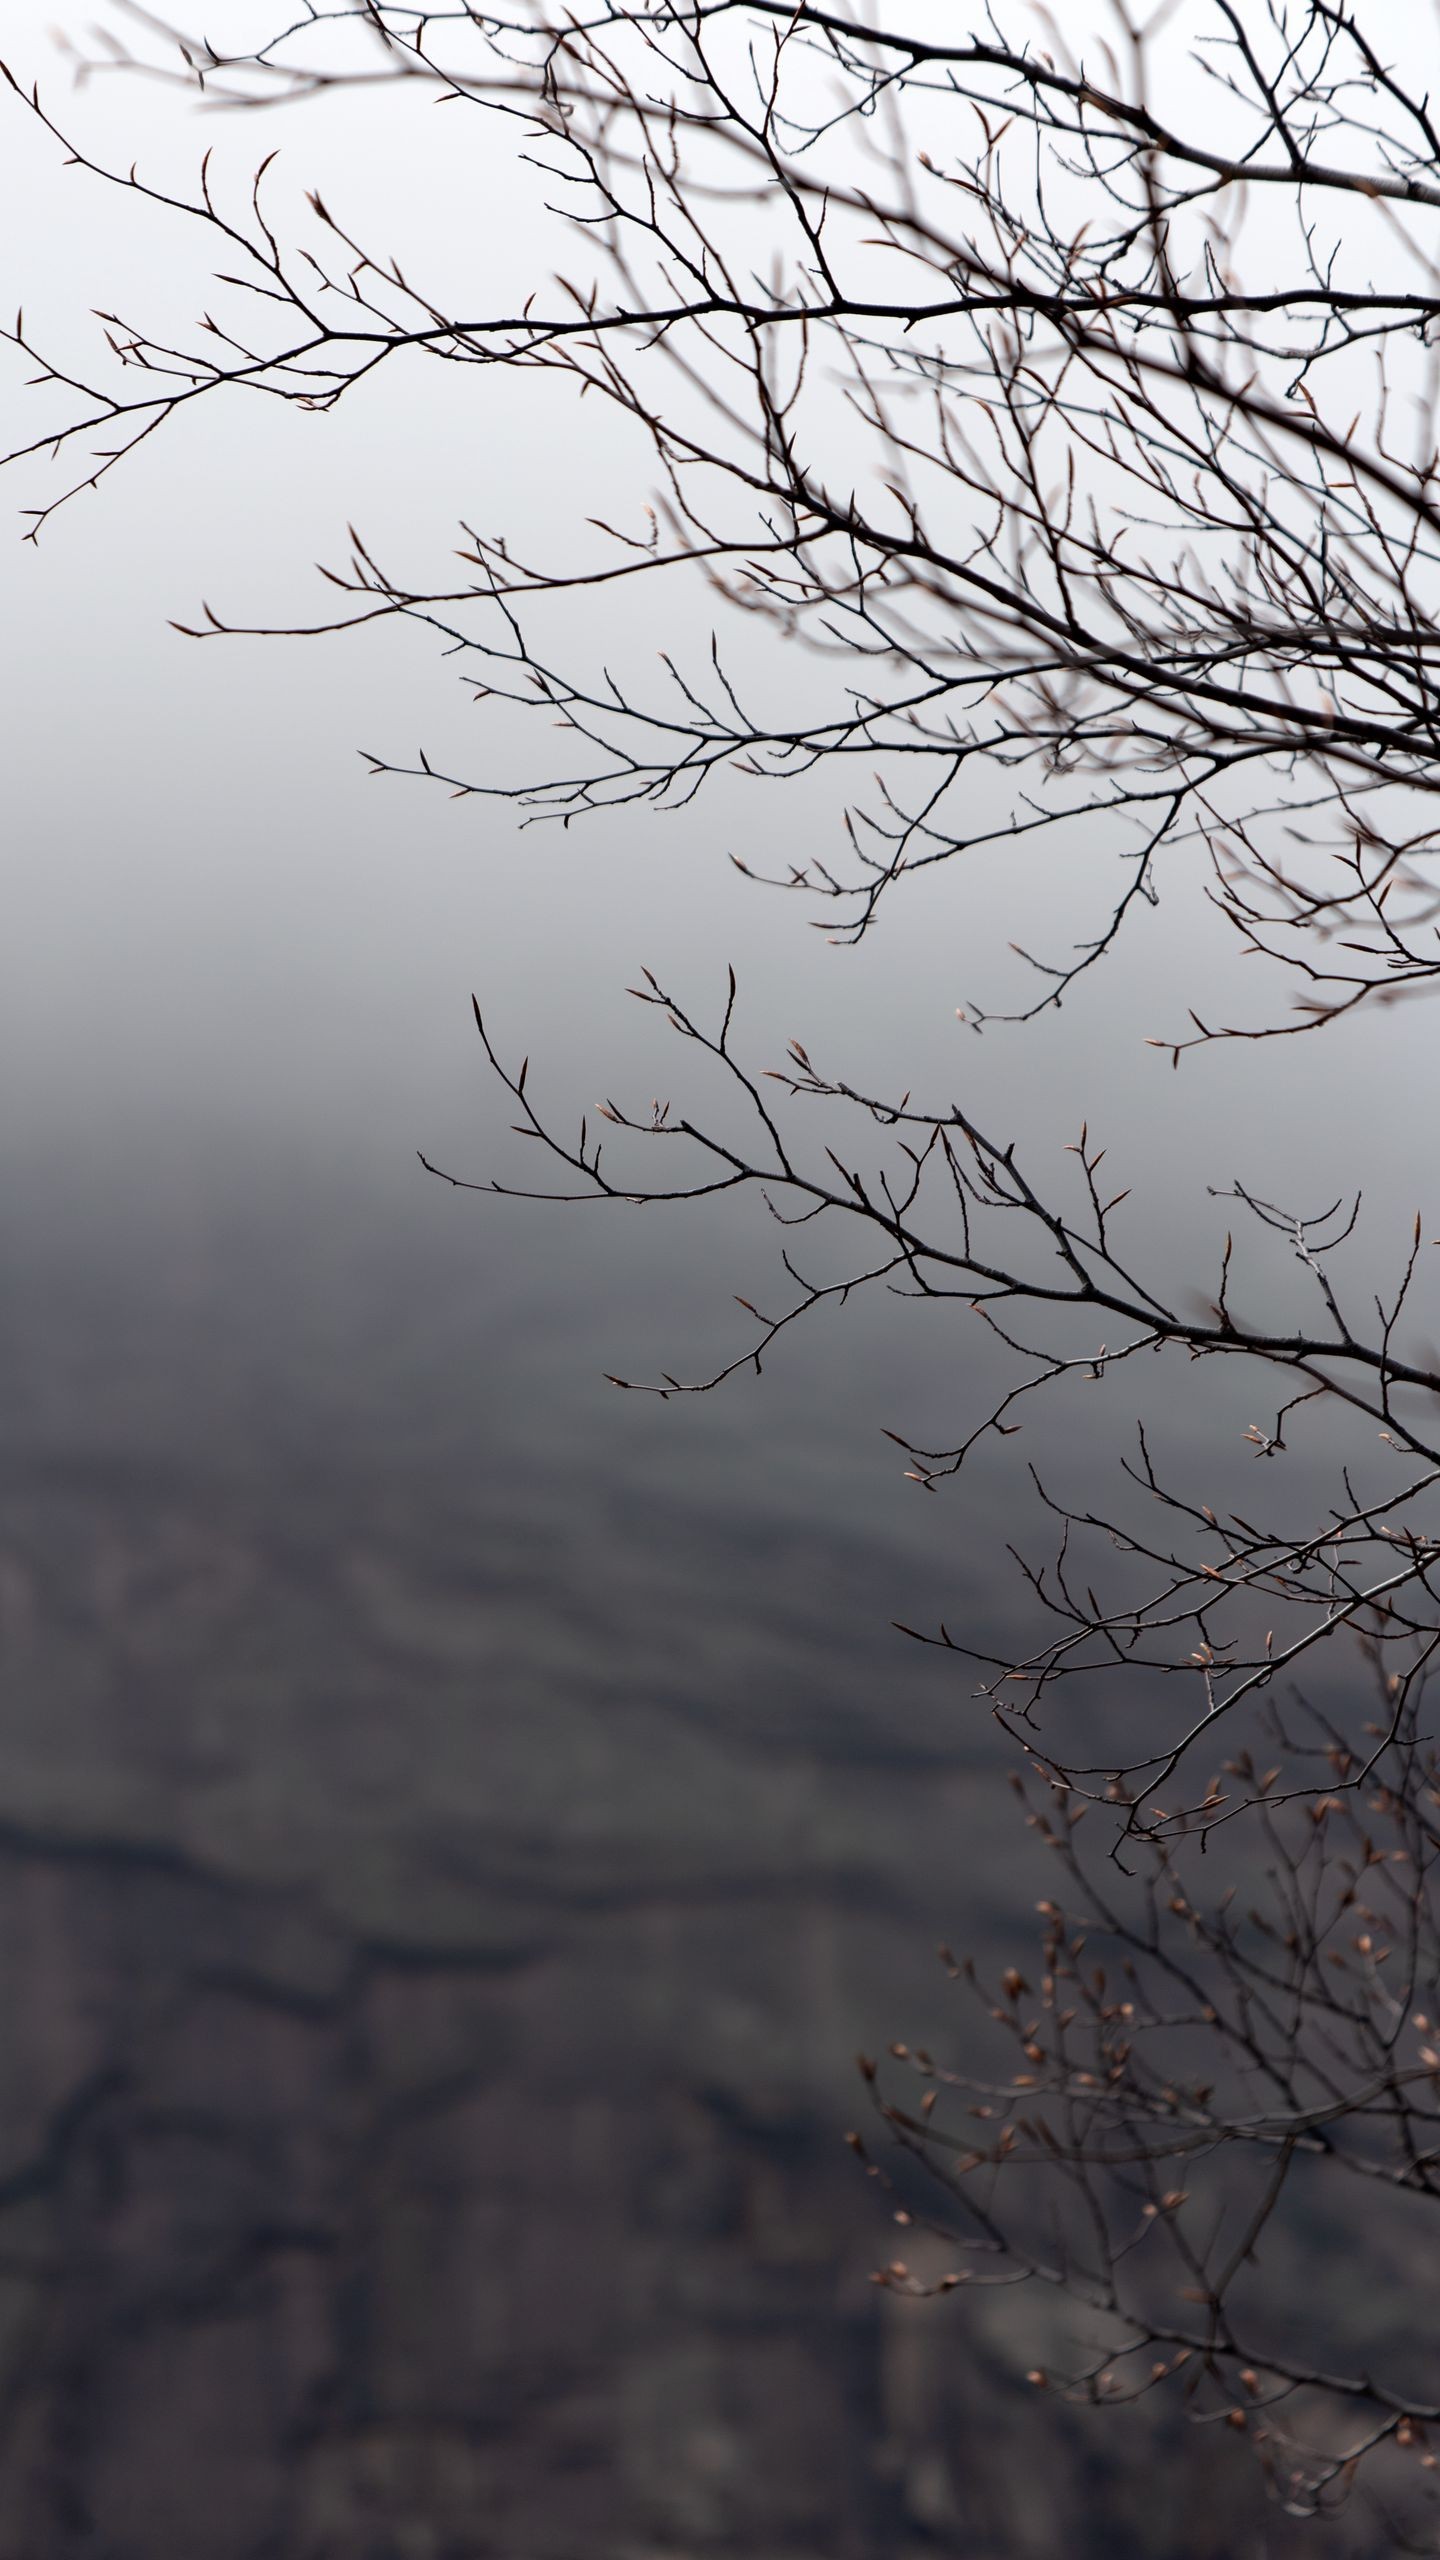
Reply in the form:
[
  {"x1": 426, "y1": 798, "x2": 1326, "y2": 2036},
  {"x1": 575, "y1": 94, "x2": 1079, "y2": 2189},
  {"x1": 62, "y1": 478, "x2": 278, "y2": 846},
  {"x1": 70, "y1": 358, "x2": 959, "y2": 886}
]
[
  {"x1": 8, "y1": 0, "x2": 1440, "y2": 1016},
  {"x1": 431, "y1": 973, "x2": 1440, "y2": 1851},
  {"x1": 862, "y1": 1667, "x2": 1440, "y2": 2528},
  {"x1": 433, "y1": 947, "x2": 1440, "y2": 2523}
]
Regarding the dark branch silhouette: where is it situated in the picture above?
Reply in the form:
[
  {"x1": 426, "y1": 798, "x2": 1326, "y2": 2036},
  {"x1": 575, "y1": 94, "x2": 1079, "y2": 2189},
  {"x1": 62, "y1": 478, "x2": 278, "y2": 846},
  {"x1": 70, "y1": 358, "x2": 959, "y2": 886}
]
[{"x1": 12, "y1": 0, "x2": 1440, "y2": 2530}]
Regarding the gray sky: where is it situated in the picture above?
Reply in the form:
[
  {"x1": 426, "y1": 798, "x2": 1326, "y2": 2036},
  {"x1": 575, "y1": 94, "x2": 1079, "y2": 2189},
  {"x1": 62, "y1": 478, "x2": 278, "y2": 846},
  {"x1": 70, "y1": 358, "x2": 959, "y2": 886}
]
[{"x1": 3, "y1": 7, "x2": 1435, "y2": 1567}]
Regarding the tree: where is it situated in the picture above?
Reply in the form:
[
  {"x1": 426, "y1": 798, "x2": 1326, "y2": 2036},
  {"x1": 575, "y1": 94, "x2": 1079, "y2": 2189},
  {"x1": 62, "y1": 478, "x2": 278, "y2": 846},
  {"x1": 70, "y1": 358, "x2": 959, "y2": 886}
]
[{"x1": 9, "y1": 0, "x2": 1440, "y2": 2533}]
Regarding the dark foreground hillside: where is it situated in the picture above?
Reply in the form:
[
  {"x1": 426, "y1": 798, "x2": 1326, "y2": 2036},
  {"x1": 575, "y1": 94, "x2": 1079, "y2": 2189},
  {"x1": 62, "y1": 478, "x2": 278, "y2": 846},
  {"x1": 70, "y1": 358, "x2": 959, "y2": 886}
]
[{"x1": 0, "y1": 1163, "x2": 1377, "y2": 2558}]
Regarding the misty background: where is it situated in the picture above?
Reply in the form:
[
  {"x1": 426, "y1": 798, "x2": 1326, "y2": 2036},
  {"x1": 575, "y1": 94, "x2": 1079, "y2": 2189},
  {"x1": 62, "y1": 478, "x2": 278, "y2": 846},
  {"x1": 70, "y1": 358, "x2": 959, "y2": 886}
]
[{"x1": 0, "y1": 16, "x2": 1429, "y2": 2555}]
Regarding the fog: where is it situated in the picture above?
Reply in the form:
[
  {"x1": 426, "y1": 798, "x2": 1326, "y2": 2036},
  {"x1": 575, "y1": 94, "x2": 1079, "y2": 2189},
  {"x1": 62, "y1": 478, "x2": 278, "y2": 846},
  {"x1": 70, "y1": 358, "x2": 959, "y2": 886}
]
[{"x1": 0, "y1": 15, "x2": 1428, "y2": 2556}]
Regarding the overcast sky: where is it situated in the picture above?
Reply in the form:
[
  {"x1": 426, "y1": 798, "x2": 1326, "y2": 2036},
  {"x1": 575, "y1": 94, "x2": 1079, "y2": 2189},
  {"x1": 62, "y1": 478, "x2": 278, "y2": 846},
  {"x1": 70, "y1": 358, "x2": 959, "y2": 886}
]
[{"x1": 3, "y1": 6, "x2": 1436, "y2": 1557}]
